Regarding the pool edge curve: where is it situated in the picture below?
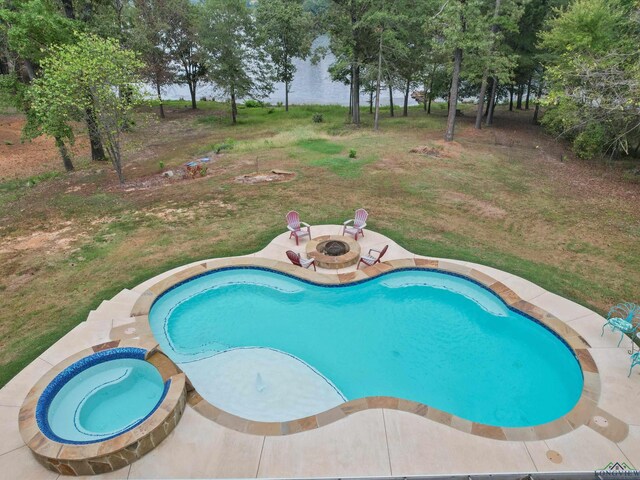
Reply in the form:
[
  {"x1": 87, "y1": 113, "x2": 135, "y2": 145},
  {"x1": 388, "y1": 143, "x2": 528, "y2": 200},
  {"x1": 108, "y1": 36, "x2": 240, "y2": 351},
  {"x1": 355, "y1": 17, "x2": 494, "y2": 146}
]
[{"x1": 128, "y1": 256, "x2": 615, "y2": 443}]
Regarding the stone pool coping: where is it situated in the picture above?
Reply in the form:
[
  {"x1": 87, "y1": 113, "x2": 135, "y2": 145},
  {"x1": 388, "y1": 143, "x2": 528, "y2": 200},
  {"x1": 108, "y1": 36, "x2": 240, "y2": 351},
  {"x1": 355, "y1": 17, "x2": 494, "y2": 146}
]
[
  {"x1": 128, "y1": 249, "x2": 626, "y2": 444},
  {"x1": 18, "y1": 340, "x2": 187, "y2": 476}
]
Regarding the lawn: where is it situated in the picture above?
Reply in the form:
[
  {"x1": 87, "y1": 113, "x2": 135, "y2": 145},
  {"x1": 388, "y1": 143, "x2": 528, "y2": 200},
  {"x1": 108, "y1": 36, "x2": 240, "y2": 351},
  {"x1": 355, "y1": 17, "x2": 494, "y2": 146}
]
[{"x1": 0, "y1": 100, "x2": 639, "y2": 388}]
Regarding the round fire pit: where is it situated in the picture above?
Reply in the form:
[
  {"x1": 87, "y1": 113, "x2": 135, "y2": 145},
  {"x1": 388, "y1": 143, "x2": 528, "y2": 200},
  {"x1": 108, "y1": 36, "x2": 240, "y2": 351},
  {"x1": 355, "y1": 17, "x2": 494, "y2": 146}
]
[
  {"x1": 306, "y1": 235, "x2": 361, "y2": 269},
  {"x1": 319, "y1": 240, "x2": 350, "y2": 257}
]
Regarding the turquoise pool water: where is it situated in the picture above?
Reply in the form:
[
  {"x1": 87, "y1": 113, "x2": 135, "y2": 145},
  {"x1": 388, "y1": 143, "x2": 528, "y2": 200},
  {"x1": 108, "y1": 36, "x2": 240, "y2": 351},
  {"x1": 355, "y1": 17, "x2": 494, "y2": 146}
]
[
  {"x1": 46, "y1": 358, "x2": 165, "y2": 442},
  {"x1": 149, "y1": 268, "x2": 583, "y2": 427}
]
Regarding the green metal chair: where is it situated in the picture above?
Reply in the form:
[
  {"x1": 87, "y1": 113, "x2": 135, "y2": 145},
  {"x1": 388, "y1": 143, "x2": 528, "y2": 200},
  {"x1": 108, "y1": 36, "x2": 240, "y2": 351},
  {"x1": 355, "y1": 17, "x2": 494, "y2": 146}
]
[{"x1": 601, "y1": 302, "x2": 640, "y2": 347}]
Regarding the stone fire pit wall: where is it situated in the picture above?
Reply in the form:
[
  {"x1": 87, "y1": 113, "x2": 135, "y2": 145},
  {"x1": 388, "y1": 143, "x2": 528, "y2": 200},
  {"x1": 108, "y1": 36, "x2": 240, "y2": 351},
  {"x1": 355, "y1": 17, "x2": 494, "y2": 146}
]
[{"x1": 306, "y1": 235, "x2": 361, "y2": 269}]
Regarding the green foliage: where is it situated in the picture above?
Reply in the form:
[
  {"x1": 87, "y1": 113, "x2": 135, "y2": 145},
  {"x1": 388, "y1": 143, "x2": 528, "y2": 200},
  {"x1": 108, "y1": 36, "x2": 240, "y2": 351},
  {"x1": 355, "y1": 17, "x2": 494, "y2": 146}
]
[
  {"x1": 166, "y1": 0, "x2": 207, "y2": 108},
  {"x1": 129, "y1": 0, "x2": 179, "y2": 106},
  {"x1": 312, "y1": 112, "x2": 323, "y2": 123},
  {"x1": 256, "y1": 0, "x2": 316, "y2": 109},
  {"x1": 540, "y1": 0, "x2": 626, "y2": 55},
  {"x1": 0, "y1": 0, "x2": 76, "y2": 67},
  {"x1": 540, "y1": 0, "x2": 640, "y2": 158},
  {"x1": 0, "y1": 72, "x2": 28, "y2": 111},
  {"x1": 539, "y1": 101, "x2": 580, "y2": 138},
  {"x1": 573, "y1": 124, "x2": 606, "y2": 160},
  {"x1": 244, "y1": 99, "x2": 265, "y2": 108},
  {"x1": 348, "y1": 148, "x2": 356, "y2": 158},
  {"x1": 198, "y1": 0, "x2": 273, "y2": 123},
  {"x1": 27, "y1": 33, "x2": 145, "y2": 182}
]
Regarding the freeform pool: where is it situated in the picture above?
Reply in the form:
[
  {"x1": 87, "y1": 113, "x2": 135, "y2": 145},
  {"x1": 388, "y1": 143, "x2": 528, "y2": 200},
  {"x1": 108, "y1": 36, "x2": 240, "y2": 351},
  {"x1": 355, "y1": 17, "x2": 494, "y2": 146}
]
[
  {"x1": 37, "y1": 348, "x2": 167, "y2": 444},
  {"x1": 149, "y1": 268, "x2": 583, "y2": 427}
]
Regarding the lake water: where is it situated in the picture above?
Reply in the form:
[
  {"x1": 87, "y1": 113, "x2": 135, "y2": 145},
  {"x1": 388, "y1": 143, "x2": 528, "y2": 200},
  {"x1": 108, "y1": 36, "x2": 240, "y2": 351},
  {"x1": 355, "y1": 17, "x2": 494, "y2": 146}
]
[{"x1": 162, "y1": 36, "x2": 415, "y2": 107}]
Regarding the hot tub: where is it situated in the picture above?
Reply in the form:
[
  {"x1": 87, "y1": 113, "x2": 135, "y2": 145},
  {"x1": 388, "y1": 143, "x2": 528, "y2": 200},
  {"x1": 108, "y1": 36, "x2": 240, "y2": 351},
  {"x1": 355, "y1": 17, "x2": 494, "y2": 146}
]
[
  {"x1": 38, "y1": 348, "x2": 167, "y2": 444},
  {"x1": 20, "y1": 343, "x2": 186, "y2": 476}
]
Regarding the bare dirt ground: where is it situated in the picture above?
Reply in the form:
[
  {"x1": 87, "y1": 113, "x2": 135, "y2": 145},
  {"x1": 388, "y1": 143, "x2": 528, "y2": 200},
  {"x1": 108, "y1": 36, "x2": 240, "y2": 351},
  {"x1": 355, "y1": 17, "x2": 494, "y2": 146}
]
[{"x1": 0, "y1": 115, "x2": 91, "y2": 179}]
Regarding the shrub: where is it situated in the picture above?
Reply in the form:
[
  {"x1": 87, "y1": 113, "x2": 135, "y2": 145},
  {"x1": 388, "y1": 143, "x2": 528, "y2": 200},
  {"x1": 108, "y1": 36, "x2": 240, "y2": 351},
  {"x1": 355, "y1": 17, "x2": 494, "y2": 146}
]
[
  {"x1": 244, "y1": 99, "x2": 265, "y2": 108},
  {"x1": 349, "y1": 149, "x2": 357, "y2": 159},
  {"x1": 573, "y1": 124, "x2": 605, "y2": 159},
  {"x1": 312, "y1": 113, "x2": 323, "y2": 123},
  {"x1": 267, "y1": 108, "x2": 275, "y2": 114},
  {"x1": 200, "y1": 96, "x2": 208, "y2": 101},
  {"x1": 540, "y1": 103, "x2": 580, "y2": 141},
  {"x1": 159, "y1": 161, "x2": 165, "y2": 170},
  {"x1": 213, "y1": 138, "x2": 235, "y2": 154},
  {"x1": 276, "y1": 101, "x2": 283, "y2": 107}
]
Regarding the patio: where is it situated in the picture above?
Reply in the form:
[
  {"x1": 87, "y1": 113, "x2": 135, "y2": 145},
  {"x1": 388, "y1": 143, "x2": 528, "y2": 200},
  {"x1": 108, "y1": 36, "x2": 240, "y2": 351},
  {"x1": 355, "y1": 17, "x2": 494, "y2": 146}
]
[{"x1": 1, "y1": 226, "x2": 639, "y2": 479}]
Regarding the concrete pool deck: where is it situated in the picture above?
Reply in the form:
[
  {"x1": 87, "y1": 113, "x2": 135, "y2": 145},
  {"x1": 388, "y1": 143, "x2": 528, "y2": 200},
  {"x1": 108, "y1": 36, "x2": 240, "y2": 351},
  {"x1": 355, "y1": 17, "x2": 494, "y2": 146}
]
[{"x1": 2, "y1": 225, "x2": 640, "y2": 478}]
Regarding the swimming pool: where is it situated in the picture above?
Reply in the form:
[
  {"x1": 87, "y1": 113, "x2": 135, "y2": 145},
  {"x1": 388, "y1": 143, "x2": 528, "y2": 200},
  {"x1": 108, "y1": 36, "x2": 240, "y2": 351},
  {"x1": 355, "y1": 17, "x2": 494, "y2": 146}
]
[
  {"x1": 37, "y1": 348, "x2": 167, "y2": 444},
  {"x1": 149, "y1": 268, "x2": 583, "y2": 427}
]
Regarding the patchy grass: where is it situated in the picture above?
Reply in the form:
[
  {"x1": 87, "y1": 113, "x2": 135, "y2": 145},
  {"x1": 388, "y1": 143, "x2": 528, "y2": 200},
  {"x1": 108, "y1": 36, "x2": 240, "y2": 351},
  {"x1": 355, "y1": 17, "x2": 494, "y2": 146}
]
[
  {"x1": 297, "y1": 138, "x2": 344, "y2": 155},
  {"x1": 309, "y1": 154, "x2": 377, "y2": 178},
  {"x1": 0, "y1": 101, "x2": 639, "y2": 388}
]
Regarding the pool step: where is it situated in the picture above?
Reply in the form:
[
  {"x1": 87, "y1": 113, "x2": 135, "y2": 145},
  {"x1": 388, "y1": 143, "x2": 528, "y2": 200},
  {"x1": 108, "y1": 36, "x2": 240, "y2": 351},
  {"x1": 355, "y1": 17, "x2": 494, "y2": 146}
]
[
  {"x1": 110, "y1": 288, "x2": 140, "y2": 305},
  {"x1": 86, "y1": 298, "x2": 134, "y2": 324},
  {"x1": 109, "y1": 316, "x2": 153, "y2": 342}
]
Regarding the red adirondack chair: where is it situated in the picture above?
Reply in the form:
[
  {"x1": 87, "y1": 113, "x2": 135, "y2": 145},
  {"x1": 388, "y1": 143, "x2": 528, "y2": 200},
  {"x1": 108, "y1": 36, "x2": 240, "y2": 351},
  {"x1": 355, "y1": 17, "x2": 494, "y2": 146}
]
[
  {"x1": 286, "y1": 250, "x2": 316, "y2": 271},
  {"x1": 342, "y1": 208, "x2": 368, "y2": 240},
  {"x1": 357, "y1": 245, "x2": 388, "y2": 269},
  {"x1": 286, "y1": 211, "x2": 311, "y2": 245}
]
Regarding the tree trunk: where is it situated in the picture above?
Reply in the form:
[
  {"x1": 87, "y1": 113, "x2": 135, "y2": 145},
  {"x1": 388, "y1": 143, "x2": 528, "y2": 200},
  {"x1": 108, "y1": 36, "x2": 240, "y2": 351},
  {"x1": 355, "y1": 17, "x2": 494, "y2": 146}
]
[
  {"x1": 351, "y1": 63, "x2": 360, "y2": 125},
  {"x1": 487, "y1": 78, "x2": 498, "y2": 125},
  {"x1": 285, "y1": 80, "x2": 289, "y2": 112},
  {"x1": 516, "y1": 83, "x2": 523, "y2": 109},
  {"x1": 23, "y1": 59, "x2": 35, "y2": 81},
  {"x1": 484, "y1": 78, "x2": 492, "y2": 116},
  {"x1": 374, "y1": 33, "x2": 383, "y2": 131},
  {"x1": 369, "y1": 90, "x2": 373, "y2": 114},
  {"x1": 403, "y1": 78, "x2": 410, "y2": 117},
  {"x1": 86, "y1": 108, "x2": 106, "y2": 161},
  {"x1": 509, "y1": 85, "x2": 514, "y2": 111},
  {"x1": 110, "y1": 143, "x2": 125, "y2": 184},
  {"x1": 61, "y1": 0, "x2": 75, "y2": 19},
  {"x1": 190, "y1": 85, "x2": 197, "y2": 109},
  {"x1": 532, "y1": 73, "x2": 543, "y2": 125},
  {"x1": 61, "y1": 0, "x2": 107, "y2": 159},
  {"x1": 230, "y1": 88, "x2": 237, "y2": 124},
  {"x1": 423, "y1": 81, "x2": 428, "y2": 111},
  {"x1": 103, "y1": 130, "x2": 125, "y2": 184},
  {"x1": 427, "y1": 71, "x2": 435, "y2": 114},
  {"x1": 444, "y1": 47, "x2": 462, "y2": 142},
  {"x1": 348, "y1": 75, "x2": 353, "y2": 116},
  {"x1": 388, "y1": 84, "x2": 394, "y2": 117},
  {"x1": 156, "y1": 82, "x2": 165, "y2": 119},
  {"x1": 188, "y1": 78, "x2": 197, "y2": 109},
  {"x1": 55, "y1": 137, "x2": 74, "y2": 171},
  {"x1": 475, "y1": 70, "x2": 489, "y2": 129},
  {"x1": 482, "y1": 0, "x2": 502, "y2": 125},
  {"x1": 525, "y1": 75, "x2": 532, "y2": 110}
]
